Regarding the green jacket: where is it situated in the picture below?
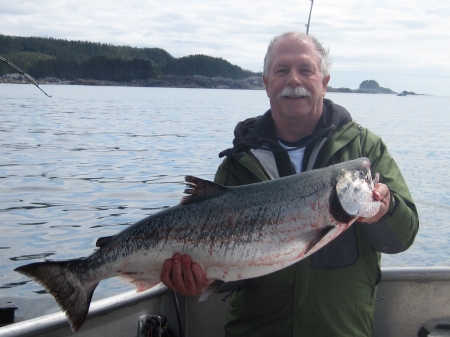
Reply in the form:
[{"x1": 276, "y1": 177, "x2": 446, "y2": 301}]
[{"x1": 214, "y1": 99, "x2": 419, "y2": 337}]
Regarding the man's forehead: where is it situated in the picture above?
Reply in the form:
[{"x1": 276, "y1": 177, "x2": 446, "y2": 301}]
[
  {"x1": 269, "y1": 37, "x2": 319, "y2": 64},
  {"x1": 271, "y1": 36, "x2": 316, "y2": 55}
]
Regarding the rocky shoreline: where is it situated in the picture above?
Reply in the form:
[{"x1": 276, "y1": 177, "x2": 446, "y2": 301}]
[
  {"x1": 1, "y1": 73, "x2": 422, "y2": 95},
  {"x1": 0, "y1": 73, "x2": 266, "y2": 90},
  {"x1": 326, "y1": 86, "x2": 398, "y2": 94}
]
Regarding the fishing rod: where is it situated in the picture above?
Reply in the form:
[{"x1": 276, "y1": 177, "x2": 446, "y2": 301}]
[
  {"x1": 0, "y1": 55, "x2": 52, "y2": 97},
  {"x1": 305, "y1": 0, "x2": 314, "y2": 35}
]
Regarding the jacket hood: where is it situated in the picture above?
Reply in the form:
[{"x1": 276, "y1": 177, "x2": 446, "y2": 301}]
[{"x1": 219, "y1": 98, "x2": 353, "y2": 158}]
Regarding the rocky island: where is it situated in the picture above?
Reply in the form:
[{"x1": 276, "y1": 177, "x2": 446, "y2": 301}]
[{"x1": 327, "y1": 80, "x2": 421, "y2": 95}]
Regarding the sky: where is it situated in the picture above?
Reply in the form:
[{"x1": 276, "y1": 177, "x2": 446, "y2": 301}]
[{"x1": 1, "y1": 0, "x2": 449, "y2": 96}]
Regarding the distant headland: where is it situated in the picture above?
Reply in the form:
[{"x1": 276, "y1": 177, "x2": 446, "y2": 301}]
[
  {"x1": 0, "y1": 34, "x2": 261, "y2": 90},
  {"x1": 0, "y1": 35, "x2": 420, "y2": 94},
  {"x1": 327, "y1": 80, "x2": 422, "y2": 96}
]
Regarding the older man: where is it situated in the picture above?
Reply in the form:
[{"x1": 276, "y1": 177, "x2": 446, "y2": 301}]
[{"x1": 161, "y1": 32, "x2": 419, "y2": 336}]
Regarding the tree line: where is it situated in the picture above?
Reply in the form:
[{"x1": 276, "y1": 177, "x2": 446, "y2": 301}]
[
  {"x1": 28, "y1": 57, "x2": 156, "y2": 82},
  {"x1": 162, "y1": 54, "x2": 256, "y2": 79},
  {"x1": 0, "y1": 35, "x2": 173, "y2": 64},
  {"x1": 0, "y1": 35, "x2": 260, "y2": 82}
]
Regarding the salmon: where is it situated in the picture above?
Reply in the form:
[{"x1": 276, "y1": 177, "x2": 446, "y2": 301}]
[{"x1": 15, "y1": 157, "x2": 380, "y2": 332}]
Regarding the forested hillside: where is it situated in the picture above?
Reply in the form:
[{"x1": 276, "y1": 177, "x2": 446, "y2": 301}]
[
  {"x1": 0, "y1": 35, "x2": 259, "y2": 82},
  {"x1": 163, "y1": 55, "x2": 256, "y2": 79},
  {"x1": 27, "y1": 57, "x2": 157, "y2": 82}
]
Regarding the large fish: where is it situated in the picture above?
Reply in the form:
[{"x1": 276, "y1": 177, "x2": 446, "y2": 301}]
[{"x1": 15, "y1": 157, "x2": 380, "y2": 332}]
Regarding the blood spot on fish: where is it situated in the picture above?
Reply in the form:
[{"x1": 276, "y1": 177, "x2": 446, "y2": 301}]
[
  {"x1": 310, "y1": 223, "x2": 319, "y2": 230},
  {"x1": 237, "y1": 273, "x2": 243, "y2": 279}
]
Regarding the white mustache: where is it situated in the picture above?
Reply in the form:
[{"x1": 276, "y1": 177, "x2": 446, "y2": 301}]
[{"x1": 277, "y1": 87, "x2": 312, "y2": 98}]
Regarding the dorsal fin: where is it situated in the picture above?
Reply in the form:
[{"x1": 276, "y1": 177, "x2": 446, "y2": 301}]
[
  {"x1": 180, "y1": 176, "x2": 227, "y2": 205},
  {"x1": 96, "y1": 236, "x2": 113, "y2": 248}
]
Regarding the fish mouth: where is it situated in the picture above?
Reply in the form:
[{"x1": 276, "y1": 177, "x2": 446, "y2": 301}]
[
  {"x1": 361, "y1": 169, "x2": 379, "y2": 191},
  {"x1": 370, "y1": 172, "x2": 379, "y2": 189}
]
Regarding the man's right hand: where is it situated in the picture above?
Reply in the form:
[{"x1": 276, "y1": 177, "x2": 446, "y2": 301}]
[{"x1": 160, "y1": 253, "x2": 208, "y2": 296}]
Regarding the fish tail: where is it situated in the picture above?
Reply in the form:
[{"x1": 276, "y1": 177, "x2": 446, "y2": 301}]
[{"x1": 15, "y1": 260, "x2": 98, "y2": 332}]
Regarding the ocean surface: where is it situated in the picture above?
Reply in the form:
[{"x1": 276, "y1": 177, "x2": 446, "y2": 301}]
[{"x1": 1, "y1": 83, "x2": 449, "y2": 321}]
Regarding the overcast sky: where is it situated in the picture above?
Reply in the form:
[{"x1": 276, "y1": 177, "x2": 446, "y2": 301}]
[{"x1": 1, "y1": 0, "x2": 449, "y2": 96}]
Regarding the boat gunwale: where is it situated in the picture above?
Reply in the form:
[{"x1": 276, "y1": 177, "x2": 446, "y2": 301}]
[
  {"x1": 0, "y1": 284, "x2": 168, "y2": 337},
  {"x1": 2, "y1": 267, "x2": 450, "y2": 336},
  {"x1": 381, "y1": 267, "x2": 450, "y2": 281}
]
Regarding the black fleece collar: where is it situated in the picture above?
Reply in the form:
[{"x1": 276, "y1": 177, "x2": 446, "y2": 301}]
[{"x1": 219, "y1": 98, "x2": 353, "y2": 161}]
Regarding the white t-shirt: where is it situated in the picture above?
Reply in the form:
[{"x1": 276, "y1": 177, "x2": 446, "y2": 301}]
[{"x1": 278, "y1": 141, "x2": 305, "y2": 174}]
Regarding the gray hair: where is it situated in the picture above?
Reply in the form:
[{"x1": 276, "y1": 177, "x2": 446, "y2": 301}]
[{"x1": 263, "y1": 32, "x2": 331, "y2": 79}]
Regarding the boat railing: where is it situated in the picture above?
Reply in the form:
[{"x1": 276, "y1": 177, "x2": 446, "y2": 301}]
[{"x1": 1, "y1": 267, "x2": 450, "y2": 337}]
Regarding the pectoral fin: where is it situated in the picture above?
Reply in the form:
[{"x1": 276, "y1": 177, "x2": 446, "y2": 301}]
[
  {"x1": 199, "y1": 280, "x2": 225, "y2": 302},
  {"x1": 305, "y1": 226, "x2": 334, "y2": 255},
  {"x1": 304, "y1": 218, "x2": 357, "y2": 257}
]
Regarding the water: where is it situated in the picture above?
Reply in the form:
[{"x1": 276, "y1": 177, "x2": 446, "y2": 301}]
[{"x1": 0, "y1": 84, "x2": 449, "y2": 320}]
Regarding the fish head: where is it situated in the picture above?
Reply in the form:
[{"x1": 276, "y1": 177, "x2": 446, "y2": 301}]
[{"x1": 335, "y1": 159, "x2": 381, "y2": 218}]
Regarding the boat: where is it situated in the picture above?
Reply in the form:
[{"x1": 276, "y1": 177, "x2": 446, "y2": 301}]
[
  {"x1": 397, "y1": 91, "x2": 407, "y2": 96},
  {"x1": 0, "y1": 267, "x2": 449, "y2": 337}
]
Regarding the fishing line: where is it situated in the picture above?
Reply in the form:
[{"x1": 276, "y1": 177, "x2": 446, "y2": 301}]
[
  {"x1": 171, "y1": 291, "x2": 185, "y2": 337},
  {"x1": 305, "y1": 0, "x2": 315, "y2": 35},
  {"x1": 0, "y1": 56, "x2": 52, "y2": 97}
]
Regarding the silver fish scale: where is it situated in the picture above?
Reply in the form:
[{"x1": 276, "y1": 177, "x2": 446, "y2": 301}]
[
  {"x1": 93, "y1": 168, "x2": 335, "y2": 277},
  {"x1": 14, "y1": 158, "x2": 377, "y2": 332},
  {"x1": 73, "y1": 159, "x2": 373, "y2": 284}
]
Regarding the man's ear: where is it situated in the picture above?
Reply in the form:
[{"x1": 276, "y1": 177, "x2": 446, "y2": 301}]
[
  {"x1": 322, "y1": 75, "x2": 330, "y2": 95},
  {"x1": 263, "y1": 75, "x2": 270, "y2": 97}
]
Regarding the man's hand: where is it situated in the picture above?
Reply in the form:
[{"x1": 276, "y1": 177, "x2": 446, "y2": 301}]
[
  {"x1": 358, "y1": 183, "x2": 391, "y2": 223},
  {"x1": 160, "y1": 254, "x2": 208, "y2": 296}
]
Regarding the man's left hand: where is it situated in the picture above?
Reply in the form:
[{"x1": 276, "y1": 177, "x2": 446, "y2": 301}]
[{"x1": 358, "y1": 183, "x2": 391, "y2": 223}]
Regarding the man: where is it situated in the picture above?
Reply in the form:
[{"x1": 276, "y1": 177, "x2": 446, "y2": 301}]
[{"x1": 161, "y1": 32, "x2": 419, "y2": 336}]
